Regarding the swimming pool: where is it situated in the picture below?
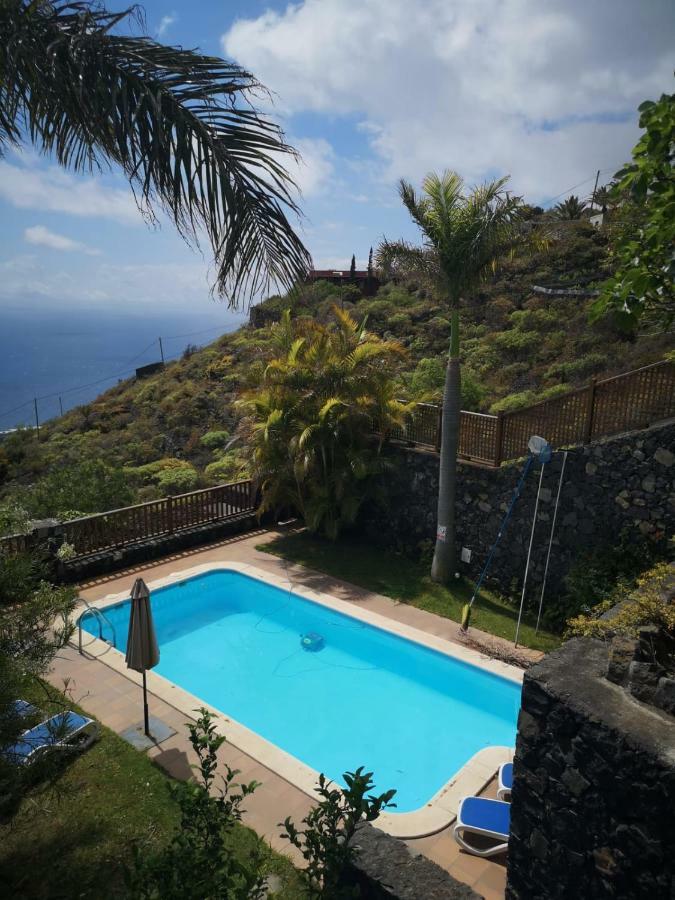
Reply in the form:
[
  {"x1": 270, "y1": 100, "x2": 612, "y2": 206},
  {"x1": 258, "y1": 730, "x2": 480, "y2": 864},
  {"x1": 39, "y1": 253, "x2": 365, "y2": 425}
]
[{"x1": 83, "y1": 568, "x2": 521, "y2": 813}]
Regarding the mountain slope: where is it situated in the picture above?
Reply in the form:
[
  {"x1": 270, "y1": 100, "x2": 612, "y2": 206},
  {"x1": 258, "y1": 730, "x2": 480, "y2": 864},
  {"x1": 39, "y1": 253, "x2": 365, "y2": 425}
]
[{"x1": 0, "y1": 221, "x2": 670, "y2": 517}]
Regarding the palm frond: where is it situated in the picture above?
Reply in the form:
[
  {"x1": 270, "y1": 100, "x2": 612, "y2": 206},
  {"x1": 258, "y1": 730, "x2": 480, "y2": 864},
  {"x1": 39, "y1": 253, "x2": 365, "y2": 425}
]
[{"x1": 0, "y1": 1, "x2": 312, "y2": 303}]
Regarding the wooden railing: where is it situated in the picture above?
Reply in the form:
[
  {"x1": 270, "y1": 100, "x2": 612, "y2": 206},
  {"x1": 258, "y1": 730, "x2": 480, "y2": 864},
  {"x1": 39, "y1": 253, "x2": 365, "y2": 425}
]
[
  {"x1": 392, "y1": 360, "x2": 675, "y2": 466},
  {"x1": 0, "y1": 480, "x2": 256, "y2": 561},
  {"x1": 61, "y1": 480, "x2": 255, "y2": 558}
]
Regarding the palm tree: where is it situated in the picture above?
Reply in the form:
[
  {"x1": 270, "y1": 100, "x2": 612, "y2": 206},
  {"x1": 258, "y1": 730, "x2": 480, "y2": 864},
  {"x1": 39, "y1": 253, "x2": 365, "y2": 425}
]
[
  {"x1": 239, "y1": 307, "x2": 408, "y2": 539},
  {"x1": 378, "y1": 171, "x2": 522, "y2": 584},
  {"x1": 0, "y1": 1, "x2": 311, "y2": 302},
  {"x1": 551, "y1": 194, "x2": 588, "y2": 221}
]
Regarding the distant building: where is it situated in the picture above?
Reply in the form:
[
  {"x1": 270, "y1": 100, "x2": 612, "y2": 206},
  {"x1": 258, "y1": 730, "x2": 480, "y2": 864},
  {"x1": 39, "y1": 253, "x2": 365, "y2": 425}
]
[
  {"x1": 306, "y1": 269, "x2": 376, "y2": 284},
  {"x1": 589, "y1": 211, "x2": 605, "y2": 228}
]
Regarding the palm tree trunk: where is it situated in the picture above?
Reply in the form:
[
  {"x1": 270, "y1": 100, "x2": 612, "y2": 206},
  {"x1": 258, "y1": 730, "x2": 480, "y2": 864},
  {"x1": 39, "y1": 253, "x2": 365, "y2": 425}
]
[{"x1": 431, "y1": 307, "x2": 461, "y2": 584}]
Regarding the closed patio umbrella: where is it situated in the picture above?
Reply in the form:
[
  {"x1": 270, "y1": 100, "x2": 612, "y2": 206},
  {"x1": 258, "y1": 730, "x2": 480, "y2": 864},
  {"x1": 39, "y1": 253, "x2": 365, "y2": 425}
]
[{"x1": 125, "y1": 578, "x2": 160, "y2": 737}]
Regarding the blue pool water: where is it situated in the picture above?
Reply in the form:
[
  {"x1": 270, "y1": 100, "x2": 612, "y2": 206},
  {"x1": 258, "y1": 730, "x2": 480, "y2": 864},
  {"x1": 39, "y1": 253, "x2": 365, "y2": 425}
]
[{"x1": 85, "y1": 570, "x2": 521, "y2": 811}]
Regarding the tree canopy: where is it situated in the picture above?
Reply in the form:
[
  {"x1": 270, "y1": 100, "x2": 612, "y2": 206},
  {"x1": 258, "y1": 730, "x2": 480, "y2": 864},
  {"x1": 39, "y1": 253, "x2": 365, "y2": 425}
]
[{"x1": 592, "y1": 93, "x2": 675, "y2": 331}]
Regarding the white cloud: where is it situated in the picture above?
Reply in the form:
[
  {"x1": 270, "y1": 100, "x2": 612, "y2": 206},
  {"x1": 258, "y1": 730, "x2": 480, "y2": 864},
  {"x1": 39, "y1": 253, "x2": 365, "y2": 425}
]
[
  {"x1": 157, "y1": 13, "x2": 177, "y2": 39},
  {"x1": 288, "y1": 137, "x2": 335, "y2": 196},
  {"x1": 24, "y1": 225, "x2": 101, "y2": 256},
  {"x1": 0, "y1": 254, "x2": 247, "y2": 319},
  {"x1": 223, "y1": 0, "x2": 674, "y2": 202},
  {"x1": 0, "y1": 160, "x2": 140, "y2": 224}
]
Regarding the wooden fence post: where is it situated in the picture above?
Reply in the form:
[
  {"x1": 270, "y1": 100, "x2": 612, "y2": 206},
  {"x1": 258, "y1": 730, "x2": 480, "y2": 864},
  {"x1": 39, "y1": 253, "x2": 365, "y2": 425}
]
[
  {"x1": 435, "y1": 405, "x2": 443, "y2": 452},
  {"x1": 166, "y1": 495, "x2": 174, "y2": 534},
  {"x1": 494, "y1": 411, "x2": 504, "y2": 466},
  {"x1": 583, "y1": 378, "x2": 597, "y2": 443}
]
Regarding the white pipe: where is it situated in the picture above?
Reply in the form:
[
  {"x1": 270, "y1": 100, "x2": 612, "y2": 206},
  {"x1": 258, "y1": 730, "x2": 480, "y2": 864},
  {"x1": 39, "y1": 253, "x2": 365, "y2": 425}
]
[
  {"x1": 536, "y1": 451, "x2": 567, "y2": 634},
  {"x1": 515, "y1": 462, "x2": 546, "y2": 648}
]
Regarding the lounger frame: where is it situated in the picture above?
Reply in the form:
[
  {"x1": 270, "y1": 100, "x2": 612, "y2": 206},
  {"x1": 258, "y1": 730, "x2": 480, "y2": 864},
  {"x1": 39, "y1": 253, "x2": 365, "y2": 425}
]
[
  {"x1": 6, "y1": 708, "x2": 99, "y2": 766},
  {"x1": 453, "y1": 796, "x2": 510, "y2": 858},
  {"x1": 497, "y1": 761, "x2": 513, "y2": 801}
]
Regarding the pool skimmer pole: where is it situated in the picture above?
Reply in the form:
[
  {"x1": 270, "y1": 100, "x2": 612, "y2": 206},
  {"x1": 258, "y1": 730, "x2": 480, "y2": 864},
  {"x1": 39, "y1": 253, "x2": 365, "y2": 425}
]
[
  {"x1": 514, "y1": 436, "x2": 552, "y2": 648},
  {"x1": 461, "y1": 435, "x2": 551, "y2": 635}
]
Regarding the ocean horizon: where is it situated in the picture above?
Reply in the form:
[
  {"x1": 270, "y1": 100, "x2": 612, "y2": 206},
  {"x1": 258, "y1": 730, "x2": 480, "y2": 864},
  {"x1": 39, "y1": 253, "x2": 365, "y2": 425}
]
[{"x1": 0, "y1": 304, "x2": 246, "y2": 431}]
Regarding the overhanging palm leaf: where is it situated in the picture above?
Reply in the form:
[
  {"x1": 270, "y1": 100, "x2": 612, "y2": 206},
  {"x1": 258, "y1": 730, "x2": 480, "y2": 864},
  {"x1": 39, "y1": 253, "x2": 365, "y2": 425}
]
[{"x1": 0, "y1": 1, "x2": 311, "y2": 302}]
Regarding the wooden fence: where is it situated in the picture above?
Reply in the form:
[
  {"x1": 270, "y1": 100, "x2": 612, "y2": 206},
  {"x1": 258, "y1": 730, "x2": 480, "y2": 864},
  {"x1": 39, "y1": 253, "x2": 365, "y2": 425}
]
[
  {"x1": 1, "y1": 480, "x2": 255, "y2": 561},
  {"x1": 391, "y1": 360, "x2": 675, "y2": 466}
]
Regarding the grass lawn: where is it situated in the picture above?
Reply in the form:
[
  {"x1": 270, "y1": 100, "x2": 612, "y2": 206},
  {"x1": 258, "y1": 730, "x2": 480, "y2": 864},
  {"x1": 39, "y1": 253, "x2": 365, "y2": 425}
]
[
  {"x1": 259, "y1": 531, "x2": 561, "y2": 653},
  {"x1": 0, "y1": 689, "x2": 305, "y2": 899}
]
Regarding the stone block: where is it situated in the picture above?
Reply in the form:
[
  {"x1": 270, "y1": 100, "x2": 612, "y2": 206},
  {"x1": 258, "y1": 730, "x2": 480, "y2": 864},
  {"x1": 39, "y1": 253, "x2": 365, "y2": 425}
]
[
  {"x1": 628, "y1": 660, "x2": 659, "y2": 703},
  {"x1": 561, "y1": 767, "x2": 591, "y2": 798},
  {"x1": 606, "y1": 636, "x2": 639, "y2": 685},
  {"x1": 653, "y1": 677, "x2": 675, "y2": 715},
  {"x1": 654, "y1": 447, "x2": 674, "y2": 467}
]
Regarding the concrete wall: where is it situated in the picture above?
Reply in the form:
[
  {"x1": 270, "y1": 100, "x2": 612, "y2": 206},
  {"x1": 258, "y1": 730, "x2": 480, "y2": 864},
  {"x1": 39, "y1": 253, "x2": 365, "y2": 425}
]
[
  {"x1": 360, "y1": 421, "x2": 674, "y2": 607},
  {"x1": 505, "y1": 636, "x2": 675, "y2": 899}
]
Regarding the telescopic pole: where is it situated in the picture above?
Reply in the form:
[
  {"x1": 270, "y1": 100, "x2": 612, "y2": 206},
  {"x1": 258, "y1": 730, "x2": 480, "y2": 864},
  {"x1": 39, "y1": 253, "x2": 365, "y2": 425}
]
[
  {"x1": 514, "y1": 462, "x2": 546, "y2": 648},
  {"x1": 535, "y1": 451, "x2": 568, "y2": 633}
]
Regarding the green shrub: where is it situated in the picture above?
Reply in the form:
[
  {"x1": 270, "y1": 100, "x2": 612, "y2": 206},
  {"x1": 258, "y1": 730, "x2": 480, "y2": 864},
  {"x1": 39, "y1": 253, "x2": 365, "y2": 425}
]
[
  {"x1": 509, "y1": 308, "x2": 558, "y2": 330},
  {"x1": 0, "y1": 501, "x2": 31, "y2": 538},
  {"x1": 128, "y1": 709, "x2": 264, "y2": 900},
  {"x1": 280, "y1": 768, "x2": 396, "y2": 899},
  {"x1": 157, "y1": 465, "x2": 198, "y2": 495},
  {"x1": 567, "y1": 561, "x2": 674, "y2": 639},
  {"x1": 490, "y1": 329, "x2": 540, "y2": 354},
  {"x1": 541, "y1": 530, "x2": 670, "y2": 632},
  {"x1": 545, "y1": 353, "x2": 609, "y2": 382},
  {"x1": 204, "y1": 452, "x2": 249, "y2": 485},
  {"x1": 489, "y1": 390, "x2": 538, "y2": 414},
  {"x1": 200, "y1": 430, "x2": 231, "y2": 451},
  {"x1": 16, "y1": 459, "x2": 134, "y2": 519}
]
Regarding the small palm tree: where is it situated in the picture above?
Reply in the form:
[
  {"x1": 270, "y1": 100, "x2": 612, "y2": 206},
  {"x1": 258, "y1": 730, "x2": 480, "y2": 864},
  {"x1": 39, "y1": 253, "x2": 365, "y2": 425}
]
[
  {"x1": 239, "y1": 308, "x2": 408, "y2": 539},
  {"x1": 551, "y1": 194, "x2": 588, "y2": 221},
  {"x1": 0, "y1": 1, "x2": 311, "y2": 301},
  {"x1": 379, "y1": 171, "x2": 523, "y2": 583}
]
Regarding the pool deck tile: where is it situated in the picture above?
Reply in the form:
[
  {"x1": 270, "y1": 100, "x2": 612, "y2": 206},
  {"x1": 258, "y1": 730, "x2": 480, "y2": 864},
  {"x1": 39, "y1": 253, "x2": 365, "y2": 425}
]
[{"x1": 49, "y1": 527, "x2": 524, "y2": 896}]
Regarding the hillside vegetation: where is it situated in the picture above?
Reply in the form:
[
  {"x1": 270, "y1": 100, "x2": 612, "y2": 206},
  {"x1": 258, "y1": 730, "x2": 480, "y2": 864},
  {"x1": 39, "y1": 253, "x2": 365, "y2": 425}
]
[{"x1": 0, "y1": 221, "x2": 671, "y2": 522}]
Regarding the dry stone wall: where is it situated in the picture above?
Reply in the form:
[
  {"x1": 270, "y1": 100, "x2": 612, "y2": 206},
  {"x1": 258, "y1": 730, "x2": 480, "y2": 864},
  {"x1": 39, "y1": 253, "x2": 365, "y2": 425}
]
[
  {"x1": 360, "y1": 421, "x2": 674, "y2": 601},
  {"x1": 505, "y1": 636, "x2": 675, "y2": 899}
]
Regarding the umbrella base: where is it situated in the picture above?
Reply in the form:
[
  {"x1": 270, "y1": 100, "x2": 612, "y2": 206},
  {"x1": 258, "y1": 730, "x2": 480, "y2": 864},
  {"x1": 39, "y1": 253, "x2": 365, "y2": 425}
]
[{"x1": 120, "y1": 716, "x2": 176, "y2": 751}]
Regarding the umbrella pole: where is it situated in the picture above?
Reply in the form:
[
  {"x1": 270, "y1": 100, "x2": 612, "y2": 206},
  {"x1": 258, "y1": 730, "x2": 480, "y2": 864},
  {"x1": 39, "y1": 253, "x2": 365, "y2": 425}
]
[{"x1": 142, "y1": 670, "x2": 150, "y2": 737}]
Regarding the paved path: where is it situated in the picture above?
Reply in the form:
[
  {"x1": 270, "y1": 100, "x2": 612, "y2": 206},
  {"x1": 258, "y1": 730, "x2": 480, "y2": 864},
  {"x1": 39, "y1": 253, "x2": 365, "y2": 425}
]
[{"x1": 51, "y1": 527, "x2": 524, "y2": 899}]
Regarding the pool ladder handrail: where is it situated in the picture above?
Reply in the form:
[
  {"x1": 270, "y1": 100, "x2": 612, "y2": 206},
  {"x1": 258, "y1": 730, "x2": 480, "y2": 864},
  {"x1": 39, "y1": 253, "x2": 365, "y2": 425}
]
[{"x1": 78, "y1": 601, "x2": 117, "y2": 655}]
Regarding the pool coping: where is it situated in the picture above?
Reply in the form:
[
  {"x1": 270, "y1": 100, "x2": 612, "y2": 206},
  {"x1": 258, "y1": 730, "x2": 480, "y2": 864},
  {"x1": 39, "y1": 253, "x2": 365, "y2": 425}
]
[{"x1": 73, "y1": 560, "x2": 521, "y2": 839}]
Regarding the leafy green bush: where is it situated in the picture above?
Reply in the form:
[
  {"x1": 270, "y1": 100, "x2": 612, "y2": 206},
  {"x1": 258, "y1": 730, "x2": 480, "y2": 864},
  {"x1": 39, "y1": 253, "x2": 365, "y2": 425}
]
[
  {"x1": 199, "y1": 430, "x2": 231, "y2": 451},
  {"x1": 541, "y1": 530, "x2": 670, "y2": 632},
  {"x1": 0, "y1": 500, "x2": 31, "y2": 538},
  {"x1": 280, "y1": 768, "x2": 396, "y2": 899},
  {"x1": 204, "y1": 452, "x2": 249, "y2": 485},
  {"x1": 567, "y1": 561, "x2": 674, "y2": 640},
  {"x1": 157, "y1": 466, "x2": 198, "y2": 495},
  {"x1": 545, "y1": 353, "x2": 609, "y2": 382},
  {"x1": 509, "y1": 308, "x2": 559, "y2": 330},
  {"x1": 490, "y1": 329, "x2": 540, "y2": 354},
  {"x1": 490, "y1": 390, "x2": 538, "y2": 414},
  {"x1": 15, "y1": 459, "x2": 134, "y2": 520},
  {"x1": 128, "y1": 709, "x2": 264, "y2": 900}
]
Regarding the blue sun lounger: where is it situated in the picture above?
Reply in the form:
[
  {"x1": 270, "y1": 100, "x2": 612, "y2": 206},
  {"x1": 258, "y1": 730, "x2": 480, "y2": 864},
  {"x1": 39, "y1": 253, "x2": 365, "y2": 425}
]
[
  {"x1": 497, "y1": 761, "x2": 513, "y2": 801},
  {"x1": 453, "y1": 796, "x2": 510, "y2": 858},
  {"x1": 4, "y1": 708, "x2": 99, "y2": 766}
]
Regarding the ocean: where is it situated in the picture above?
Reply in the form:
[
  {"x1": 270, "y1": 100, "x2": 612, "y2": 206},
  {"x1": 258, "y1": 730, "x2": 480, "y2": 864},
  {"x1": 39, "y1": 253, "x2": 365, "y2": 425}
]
[{"x1": 0, "y1": 304, "x2": 247, "y2": 431}]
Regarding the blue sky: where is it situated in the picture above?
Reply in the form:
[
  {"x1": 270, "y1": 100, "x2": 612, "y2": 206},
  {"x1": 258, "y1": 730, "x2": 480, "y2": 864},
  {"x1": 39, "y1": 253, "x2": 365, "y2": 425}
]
[{"x1": 1, "y1": 0, "x2": 673, "y2": 317}]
